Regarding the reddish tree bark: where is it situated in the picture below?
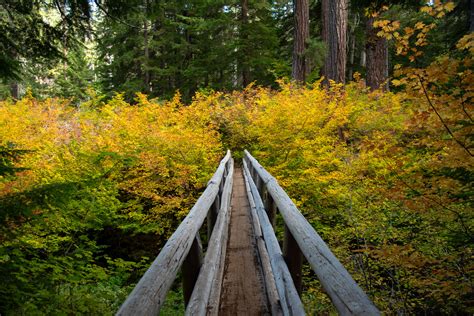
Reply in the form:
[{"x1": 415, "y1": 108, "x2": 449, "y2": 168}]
[
  {"x1": 292, "y1": 0, "x2": 310, "y2": 81},
  {"x1": 322, "y1": 0, "x2": 348, "y2": 84},
  {"x1": 366, "y1": 17, "x2": 389, "y2": 91}
]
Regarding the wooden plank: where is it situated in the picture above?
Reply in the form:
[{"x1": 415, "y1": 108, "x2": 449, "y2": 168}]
[
  {"x1": 243, "y1": 160, "x2": 305, "y2": 316},
  {"x1": 116, "y1": 150, "x2": 231, "y2": 316},
  {"x1": 182, "y1": 234, "x2": 203, "y2": 306},
  {"x1": 185, "y1": 158, "x2": 234, "y2": 316},
  {"x1": 207, "y1": 162, "x2": 234, "y2": 316},
  {"x1": 207, "y1": 194, "x2": 220, "y2": 239},
  {"x1": 244, "y1": 150, "x2": 380, "y2": 316}
]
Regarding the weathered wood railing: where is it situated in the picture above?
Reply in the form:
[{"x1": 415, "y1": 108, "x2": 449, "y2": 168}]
[
  {"x1": 116, "y1": 150, "x2": 233, "y2": 316},
  {"x1": 242, "y1": 159, "x2": 304, "y2": 315},
  {"x1": 117, "y1": 149, "x2": 380, "y2": 315},
  {"x1": 243, "y1": 150, "x2": 380, "y2": 316}
]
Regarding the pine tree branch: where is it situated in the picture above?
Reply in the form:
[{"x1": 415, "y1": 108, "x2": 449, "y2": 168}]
[{"x1": 93, "y1": 0, "x2": 142, "y2": 30}]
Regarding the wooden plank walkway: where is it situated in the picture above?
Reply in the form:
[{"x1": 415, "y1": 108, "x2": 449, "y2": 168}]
[
  {"x1": 116, "y1": 151, "x2": 380, "y2": 316},
  {"x1": 218, "y1": 167, "x2": 270, "y2": 315}
]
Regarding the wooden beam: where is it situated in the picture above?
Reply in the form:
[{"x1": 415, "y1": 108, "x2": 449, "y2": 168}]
[
  {"x1": 207, "y1": 194, "x2": 220, "y2": 239},
  {"x1": 244, "y1": 165, "x2": 284, "y2": 316},
  {"x1": 244, "y1": 150, "x2": 380, "y2": 316},
  {"x1": 185, "y1": 159, "x2": 234, "y2": 316},
  {"x1": 116, "y1": 150, "x2": 231, "y2": 316},
  {"x1": 243, "y1": 160, "x2": 305, "y2": 316}
]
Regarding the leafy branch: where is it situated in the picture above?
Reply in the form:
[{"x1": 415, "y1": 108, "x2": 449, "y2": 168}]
[{"x1": 417, "y1": 75, "x2": 473, "y2": 157}]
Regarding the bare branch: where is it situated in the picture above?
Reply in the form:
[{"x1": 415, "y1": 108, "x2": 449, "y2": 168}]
[{"x1": 417, "y1": 75, "x2": 473, "y2": 157}]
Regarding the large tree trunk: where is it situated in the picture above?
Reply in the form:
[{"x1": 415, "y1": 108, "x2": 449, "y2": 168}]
[
  {"x1": 322, "y1": 0, "x2": 347, "y2": 84},
  {"x1": 366, "y1": 17, "x2": 389, "y2": 91},
  {"x1": 292, "y1": 0, "x2": 310, "y2": 81},
  {"x1": 241, "y1": 0, "x2": 250, "y2": 87}
]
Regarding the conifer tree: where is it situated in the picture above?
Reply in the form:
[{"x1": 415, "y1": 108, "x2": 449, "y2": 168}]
[
  {"x1": 321, "y1": 0, "x2": 348, "y2": 84},
  {"x1": 292, "y1": 0, "x2": 310, "y2": 81}
]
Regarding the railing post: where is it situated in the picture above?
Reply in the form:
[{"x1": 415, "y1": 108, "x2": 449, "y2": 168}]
[
  {"x1": 251, "y1": 165, "x2": 257, "y2": 184},
  {"x1": 219, "y1": 176, "x2": 225, "y2": 194},
  {"x1": 257, "y1": 177, "x2": 265, "y2": 198},
  {"x1": 182, "y1": 234, "x2": 203, "y2": 307},
  {"x1": 207, "y1": 195, "x2": 220, "y2": 239},
  {"x1": 265, "y1": 194, "x2": 277, "y2": 227},
  {"x1": 283, "y1": 225, "x2": 303, "y2": 294}
]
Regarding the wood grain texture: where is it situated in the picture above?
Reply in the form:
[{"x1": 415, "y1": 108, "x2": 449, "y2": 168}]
[
  {"x1": 185, "y1": 158, "x2": 234, "y2": 316},
  {"x1": 246, "y1": 178, "x2": 283, "y2": 316},
  {"x1": 244, "y1": 150, "x2": 380, "y2": 316},
  {"x1": 116, "y1": 150, "x2": 231, "y2": 316},
  {"x1": 207, "y1": 194, "x2": 220, "y2": 239},
  {"x1": 217, "y1": 167, "x2": 270, "y2": 316},
  {"x1": 322, "y1": 0, "x2": 348, "y2": 84},
  {"x1": 292, "y1": 0, "x2": 310, "y2": 81},
  {"x1": 243, "y1": 160, "x2": 305, "y2": 316}
]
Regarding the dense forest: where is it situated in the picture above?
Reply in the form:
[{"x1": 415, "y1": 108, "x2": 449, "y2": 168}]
[{"x1": 0, "y1": 0, "x2": 473, "y2": 314}]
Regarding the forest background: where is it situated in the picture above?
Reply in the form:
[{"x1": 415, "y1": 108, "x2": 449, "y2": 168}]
[{"x1": 0, "y1": 0, "x2": 473, "y2": 314}]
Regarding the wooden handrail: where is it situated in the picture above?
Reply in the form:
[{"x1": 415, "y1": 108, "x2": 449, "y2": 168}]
[
  {"x1": 116, "y1": 150, "x2": 232, "y2": 316},
  {"x1": 186, "y1": 158, "x2": 234, "y2": 315},
  {"x1": 243, "y1": 159, "x2": 305, "y2": 315},
  {"x1": 244, "y1": 150, "x2": 380, "y2": 316}
]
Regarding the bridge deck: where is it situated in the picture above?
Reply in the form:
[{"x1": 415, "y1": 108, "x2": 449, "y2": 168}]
[{"x1": 218, "y1": 167, "x2": 270, "y2": 315}]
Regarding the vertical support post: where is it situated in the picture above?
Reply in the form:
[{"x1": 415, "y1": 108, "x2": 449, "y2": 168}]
[
  {"x1": 219, "y1": 176, "x2": 225, "y2": 194},
  {"x1": 265, "y1": 194, "x2": 277, "y2": 227},
  {"x1": 224, "y1": 162, "x2": 229, "y2": 178},
  {"x1": 182, "y1": 234, "x2": 203, "y2": 307},
  {"x1": 283, "y1": 225, "x2": 303, "y2": 294},
  {"x1": 251, "y1": 166, "x2": 257, "y2": 184},
  {"x1": 207, "y1": 195, "x2": 220, "y2": 239},
  {"x1": 257, "y1": 177, "x2": 265, "y2": 199}
]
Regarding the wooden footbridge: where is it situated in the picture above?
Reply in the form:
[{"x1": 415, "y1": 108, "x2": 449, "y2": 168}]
[{"x1": 117, "y1": 151, "x2": 380, "y2": 316}]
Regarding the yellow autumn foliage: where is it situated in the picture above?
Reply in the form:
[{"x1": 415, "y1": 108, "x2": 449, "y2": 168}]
[
  {"x1": 210, "y1": 80, "x2": 472, "y2": 314},
  {"x1": 0, "y1": 76, "x2": 471, "y2": 314},
  {"x1": 0, "y1": 92, "x2": 222, "y2": 235}
]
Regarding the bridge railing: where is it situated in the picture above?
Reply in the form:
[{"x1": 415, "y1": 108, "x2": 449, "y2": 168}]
[
  {"x1": 117, "y1": 150, "x2": 233, "y2": 316},
  {"x1": 242, "y1": 159, "x2": 305, "y2": 315},
  {"x1": 244, "y1": 150, "x2": 380, "y2": 316}
]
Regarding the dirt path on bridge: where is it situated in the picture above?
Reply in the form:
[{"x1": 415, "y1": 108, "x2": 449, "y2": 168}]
[{"x1": 218, "y1": 167, "x2": 270, "y2": 315}]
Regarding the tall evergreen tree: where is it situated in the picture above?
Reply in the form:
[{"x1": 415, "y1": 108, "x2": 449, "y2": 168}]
[
  {"x1": 97, "y1": 0, "x2": 280, "y2": 100},
  {"x1": 292, "y1": 0, "x2": 310, "y2": 81},
  {"x1": 321, "y1": 0, "x2": 348, "y2": 84},
  {"x1": 0, "y1": 1, "x2": 92, "y2": 97},
  {"x1": 366, "y1": 14, "x2": 388, "y2": 90},
  {"x1": 236, "y1": 0, "x2": 280, "y2": 88}
]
